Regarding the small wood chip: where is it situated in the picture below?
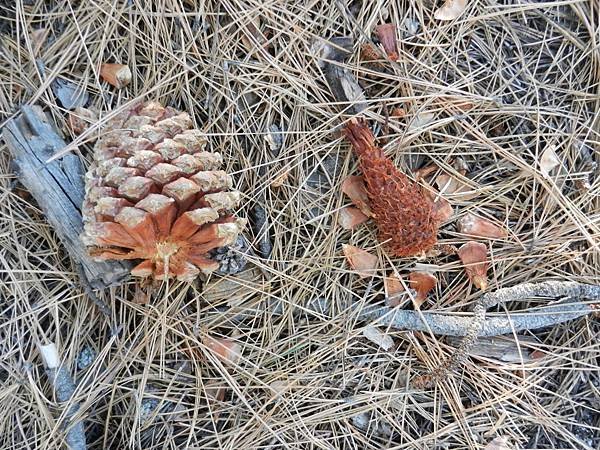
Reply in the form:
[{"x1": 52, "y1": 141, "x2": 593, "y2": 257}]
[
  {"x1": 362, "y1": 326, "x2": 395, "y2": 351},
  {"x1": 434, "y1": 0, "x2": 467, "y2": 21}
]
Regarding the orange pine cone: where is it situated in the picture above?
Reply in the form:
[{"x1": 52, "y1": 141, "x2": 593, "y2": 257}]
[
  {"x1": 343, "y1": 119, "x2": 438, "y2": 257},
  {"x1": 82, "y1": 101, "x2": 245, "y2": 281}
]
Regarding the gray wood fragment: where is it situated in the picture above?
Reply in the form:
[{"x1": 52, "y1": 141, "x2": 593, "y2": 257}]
[
  {"x1": 446, "y1": 335, "x2": 535, "y2": 363},
  {"x1": 39, "y1": 343, "x2": 87, "y2": 450},
  {"x1": 324, "y1": 65, "x2": 367, "y2": 114},
  {"x1": 3, "y1": 105, "x2": 131, "y2": 290}
]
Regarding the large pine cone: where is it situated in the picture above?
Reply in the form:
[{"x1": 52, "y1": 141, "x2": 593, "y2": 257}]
[{"x1": 82, "y1": 101, "x2": 245, "y2": 281}]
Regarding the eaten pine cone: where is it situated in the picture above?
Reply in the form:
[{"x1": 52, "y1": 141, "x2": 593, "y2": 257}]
[
  {"x1": 82, "y1": 101, "x2": 245, "y2": 281},
  {"x1": 343, "y1": 119, "x2": 438, "y2": 256}
]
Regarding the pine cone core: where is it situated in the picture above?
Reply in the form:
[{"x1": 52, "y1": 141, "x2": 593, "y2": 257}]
[{"x1": 344, "y1": 119, "x2": 438, "y2": 256}]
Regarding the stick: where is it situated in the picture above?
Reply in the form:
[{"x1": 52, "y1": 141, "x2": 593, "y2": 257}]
[
  {"x1": 212, "y1": 281, "x2": 598, "y2": 338},
  {"x1": 3, "y1": 105, "x2": 131, "y2": 290},
  {"x1": 411, "y1": 281, "x2": 600, "y2": 387},
  {"x1": 360, "y1": 295, "x2": 595, "y2": 337},
  {"x1": 39, "y1": 343, "x2": 87, "y2": 450}
]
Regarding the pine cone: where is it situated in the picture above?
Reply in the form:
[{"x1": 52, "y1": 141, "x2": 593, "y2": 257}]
[
  {"x1": 82, "y1": 101, "x2": 245, "y2": 281},
  {"x1": 343, "y1": 119, "x2": 438, "y2": 257}
]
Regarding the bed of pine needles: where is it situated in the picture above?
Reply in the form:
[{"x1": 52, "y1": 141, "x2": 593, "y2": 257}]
[{"x1": 1, "y1": 1, "x2": 599, "y2": 449}]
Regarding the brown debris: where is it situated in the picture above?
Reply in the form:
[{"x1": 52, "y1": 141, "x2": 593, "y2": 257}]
[
  {"x1": 338, "y1": 206, "x2": 369, "y2": 230},
  {"x1": 67, "y1": 107, "x2": 97, "y2": 135},
  {"x1": 457, "y1": 213, "x2": 507, "y2": 239},
  {"x1": 375, "y1": 23, "x2": 398, "y2": 61},
  {"x1": 100, "y1": 63, "x2": 132, "y2": 89},
  {"x1": 202, "y1": 335, "x2": 242, "y2": 364},
  {"x1": 457, "y1": 241, "x2": 489, "y2": 290},
  {"x1": 341, "y1": 175, "x2": 373, "y2": 217},
  {"x1": 409, "y1": 271, "x2": 437, "y2": 307},
  {"x1": 342, "y1": 244, "x2": 378, "y2": 278}
]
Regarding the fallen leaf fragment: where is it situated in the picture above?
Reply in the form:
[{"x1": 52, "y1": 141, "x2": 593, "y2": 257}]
[
  {"x1": 375, "y1": 23, "x2": 398, "y2": 61},
  {"x1": 339, "y1": 206, "x2": 369, "y2": 230},
  {"x1": 409, "y1": 271, "x2": 437, "y2": 307},
  {"x1": 100, "y1": 63, "x2": 132, "y2": 89},
  {"x1": 362, "y1": 326, "x2": 395, "y2": 351},
  {"x1": 202, "y1": 335, "x2": 241, "y2": 364},
  {"x1": 435, "y1": 173, "x2": 464, "y2": 195},
  {"x1": 343, "y1": 244, "x2": 378, "y2": 278},
  {"x1": 413, "y1": 163, "x2": 438, "y2": 181},
  {"x1": 31, "y1": 28, "x2": 48, "y2": 56},
  {"x1": 539, "y1": 146, "x2": 560, "y2": 178},
  {"x1": 240, "y1": 17, "x2": 267, "y2": 53},
  {"x1": 408, "y1": 112, "x2": 435, "y2": 131},
  {"x1": 341, "y1": 175, "x2": 373, "y2": 217},
  {"x1": 457, "y1": 241, "x2": 488, "y2": 290},
  {"x1": 457, "y1": 213, "x2": 507, "y2": 238},
  {"x1": 484, "y1": 436, "x2": 513, "y2": 450},
  {"x1": 434, "y1": 0, "x2": 467, "y2": 21}
]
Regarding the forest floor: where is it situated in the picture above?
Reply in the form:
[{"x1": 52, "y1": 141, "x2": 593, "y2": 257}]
[{"x1": 0, "y1": 1, "x2": 599, "y2": 449}]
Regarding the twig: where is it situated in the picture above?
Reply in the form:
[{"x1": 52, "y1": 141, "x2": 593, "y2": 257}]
[
  {"x1": 410, "y1": 281, "x2": 600, "y2": 387},
  {"x1": 361, "y1": 287, "x2": 596, "y2": 337},
  {"x1": 39, "y1": 342, "x2": 87, "y2": 450}
]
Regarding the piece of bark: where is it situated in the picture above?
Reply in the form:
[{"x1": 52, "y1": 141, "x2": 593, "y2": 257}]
[
  {"x1": 3, "y1": 105, "x2": 131, "y2": 289},
  {"x1": 36, "y1": 59, "x2": 89, "y2": 110}
]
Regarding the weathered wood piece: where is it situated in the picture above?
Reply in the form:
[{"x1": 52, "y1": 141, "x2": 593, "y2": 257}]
[
  {"x1": 39, "y1": 342, "x2": 87, "y2": 450},
  {"x1": 3, "y1": 105, "x2": 131, "y2": 289}
]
